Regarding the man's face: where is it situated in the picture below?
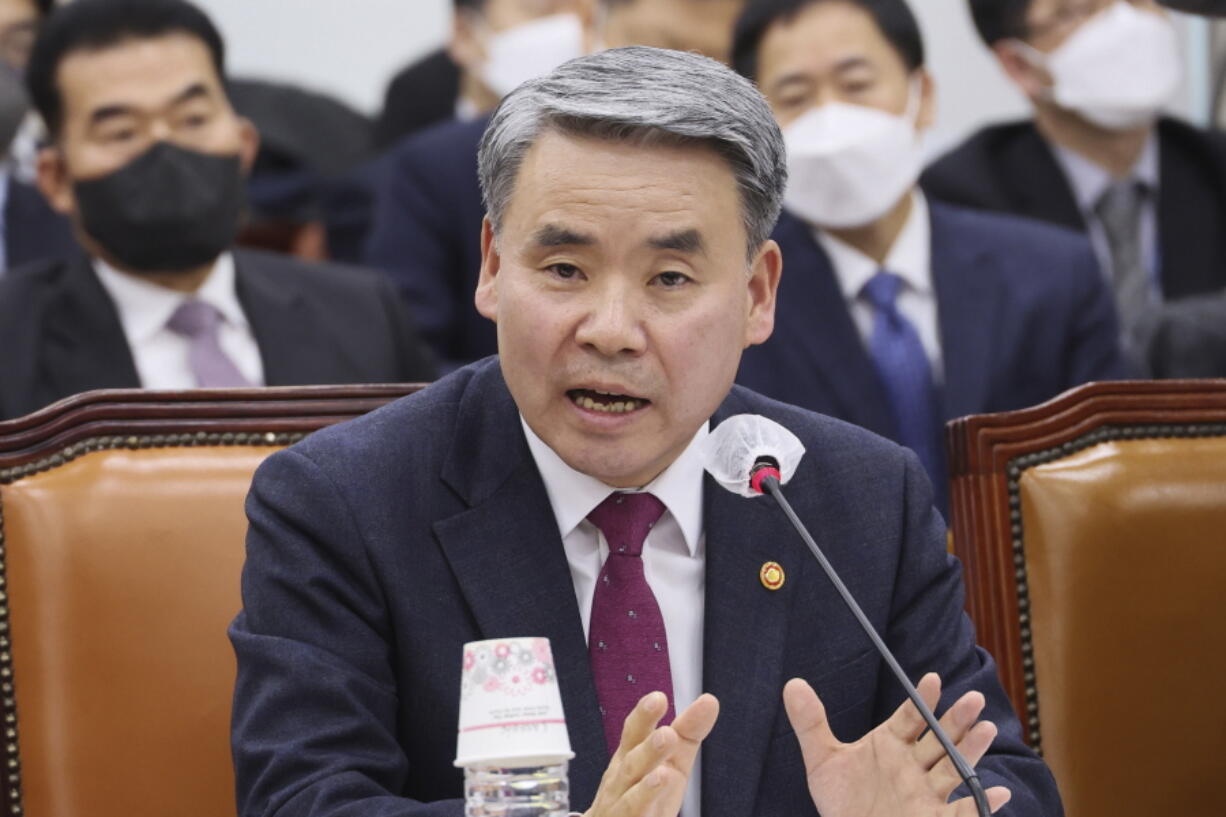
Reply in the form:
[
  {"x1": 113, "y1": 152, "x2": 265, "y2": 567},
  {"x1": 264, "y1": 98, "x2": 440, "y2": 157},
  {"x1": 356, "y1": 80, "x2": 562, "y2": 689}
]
[
  {"x1": 603, "y1": 0, "x2": 745, "y2": 64},
  {"x1": 0, "y1": 0, "x2": 37, "y2": 70},
  {"x1": 1022, "y1": 0, "x2": 1164, "y2": 52},
  {"x1": 452, "y1": 0, "x2": 596, "y2": 72},
  {"x1": 475, "y1": 130, "x2": 781, "y2": 487},
  {"x1": 755, "y1": 1, "x2": 933, "y2": 130},
  {"x1": 36, "y1": 33, "x2": 257, "y2": 223}
]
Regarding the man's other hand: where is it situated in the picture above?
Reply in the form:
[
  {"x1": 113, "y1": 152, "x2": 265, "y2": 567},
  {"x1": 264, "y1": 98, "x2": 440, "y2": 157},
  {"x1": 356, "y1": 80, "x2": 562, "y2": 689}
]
[
  {"x1": 584, "y1": 691, "x2": 719, "y2": 817},
  {"x1": 785, "y1": 673, "x2": 1012, "y2": 816}
]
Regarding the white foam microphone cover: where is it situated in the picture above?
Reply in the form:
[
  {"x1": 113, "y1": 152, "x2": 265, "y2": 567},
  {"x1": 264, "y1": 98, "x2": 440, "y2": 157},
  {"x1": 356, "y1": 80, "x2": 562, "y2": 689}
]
[{"x1": 700, "y1": 414, "x2": 806, "y2": 497}]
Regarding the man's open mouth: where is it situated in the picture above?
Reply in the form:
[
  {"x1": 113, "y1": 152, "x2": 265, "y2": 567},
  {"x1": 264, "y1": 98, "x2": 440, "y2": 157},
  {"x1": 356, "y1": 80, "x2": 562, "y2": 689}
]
[{"x1": 567, "y1": 389, "x2": 650, "y2": 415}]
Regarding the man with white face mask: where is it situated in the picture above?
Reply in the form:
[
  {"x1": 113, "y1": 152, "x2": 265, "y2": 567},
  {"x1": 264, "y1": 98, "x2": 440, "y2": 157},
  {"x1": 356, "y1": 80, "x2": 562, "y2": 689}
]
[
  {"x1": 924, "y1": 0, "x2": 1226, "y2": 360},
  {"x1": 733, "y1": 0, "x2": 1129, "y2": 514},
  {"x1": 366, "y1": 0, "x2": 747, "y2": 370}
]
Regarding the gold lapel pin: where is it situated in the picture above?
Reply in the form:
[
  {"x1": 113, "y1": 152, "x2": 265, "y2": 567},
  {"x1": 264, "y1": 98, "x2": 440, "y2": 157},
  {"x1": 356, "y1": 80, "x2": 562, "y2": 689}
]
[{"x1": 759, "y1": 561, "x2": 785, "y2": 591}]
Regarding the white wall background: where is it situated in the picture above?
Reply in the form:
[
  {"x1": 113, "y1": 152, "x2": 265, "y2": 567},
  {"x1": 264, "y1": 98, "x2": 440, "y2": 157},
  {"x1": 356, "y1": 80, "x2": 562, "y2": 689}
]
[{"x1": 194, "y1": 0, "x2": 1212, "y2": 154}]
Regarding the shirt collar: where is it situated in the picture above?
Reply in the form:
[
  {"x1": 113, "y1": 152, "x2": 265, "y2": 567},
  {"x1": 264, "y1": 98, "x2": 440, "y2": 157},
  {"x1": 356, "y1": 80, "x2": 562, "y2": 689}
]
[
  {"x1": 1050, "y1": 133, "x2": 1160, "y2": 215},
  {"x1": 93, "y1": 252, "x2": 245, "y2": 344},
  {"x1": 815, "y1": 191, "x2": 932, "y2": 301},
  {"x1": 520, "y1": 415, "x2": 707, "y2": 557}
]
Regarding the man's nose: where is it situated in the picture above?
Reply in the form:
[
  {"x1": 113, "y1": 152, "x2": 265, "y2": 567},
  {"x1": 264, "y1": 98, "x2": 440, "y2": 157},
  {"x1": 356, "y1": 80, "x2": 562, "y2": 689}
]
[{"x1": 574, "y1": 283, "x2": 647, "y2": 356}]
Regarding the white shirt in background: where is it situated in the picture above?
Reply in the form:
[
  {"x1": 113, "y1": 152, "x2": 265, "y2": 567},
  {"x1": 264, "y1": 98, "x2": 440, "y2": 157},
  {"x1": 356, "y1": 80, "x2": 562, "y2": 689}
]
[
  {"x1": 93, "y1": 252, "x2": 265, "y2": 389},
  {"x1": 815, "y1": 191, "x2": 944, "y2": 381},
  {"x1": 521, "y1": 416, "x2": 706, "y2": 817}
]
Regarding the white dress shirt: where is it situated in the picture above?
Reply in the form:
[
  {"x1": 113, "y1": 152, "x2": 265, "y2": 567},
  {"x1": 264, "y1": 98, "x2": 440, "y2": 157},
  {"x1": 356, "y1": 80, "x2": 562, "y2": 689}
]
[
  {"x1": 1049, "y1": 134, "x2": 1161, "y2": 297},
  {"x1": 521, "y1": 416, "x2": 706, "y2": 817},
  {"x1": 815, "y1": 191, "x2": 943, "y2": 381},
  {"x1": 93, "y1": 252, "x2": 265, "y2": 389}
]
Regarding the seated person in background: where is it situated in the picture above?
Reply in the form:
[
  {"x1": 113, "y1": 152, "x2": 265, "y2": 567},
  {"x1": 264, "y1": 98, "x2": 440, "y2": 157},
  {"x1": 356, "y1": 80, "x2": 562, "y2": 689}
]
[
  {"x1": 922, "y1": 0, "x2": 1226, "y2": 363},
  {"x1": 365, "y1": 0, "x2": 746, "y2": 370},
  {"x1": 733, "y1": 0, "x2": 1128, "y2": 515},
  {"x1": 0, "y1": 0, "x2": 76, "y2": 273},
  {"x1": 0, "y1": 0, "x2": 435, "y2": 422},
  {"x1": 231, "y1": 45, "x2": 1061, "y2": 817},
  {"x1": 375, "y1": 0, "x2": 596, "y2": 151}
]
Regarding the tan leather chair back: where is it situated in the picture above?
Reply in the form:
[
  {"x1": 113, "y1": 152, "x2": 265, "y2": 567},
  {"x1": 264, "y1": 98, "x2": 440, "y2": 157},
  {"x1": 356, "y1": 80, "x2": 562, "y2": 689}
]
[
  {"x1": 947, "y1": 380, "x2": 1226, "y2": 817},
  {"x1": 0, "y1": 386, "x2": 419, "y2": 817}
]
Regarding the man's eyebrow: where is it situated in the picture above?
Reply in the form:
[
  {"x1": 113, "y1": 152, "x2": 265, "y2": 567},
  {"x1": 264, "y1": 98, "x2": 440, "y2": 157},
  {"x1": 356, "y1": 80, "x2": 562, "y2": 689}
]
[
  {"x1": 531, "y1": 224, "x2": 596, "y2": 247},
  {"x1": 648, "y1": 229, "x2": 706, "y2": 255},
  {"x1": 87, "y1": 83, "x2": 213, "y2": 129}
]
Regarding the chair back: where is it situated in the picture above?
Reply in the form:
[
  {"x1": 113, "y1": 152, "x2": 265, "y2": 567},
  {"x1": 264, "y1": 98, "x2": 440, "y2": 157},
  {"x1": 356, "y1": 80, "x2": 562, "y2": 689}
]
[
  {"x1": 947, "y1": 380, "x2": 1226, "y2": 817},
  {"x1": 0, "y1": 385, "x2": 419, "y2": 817}
]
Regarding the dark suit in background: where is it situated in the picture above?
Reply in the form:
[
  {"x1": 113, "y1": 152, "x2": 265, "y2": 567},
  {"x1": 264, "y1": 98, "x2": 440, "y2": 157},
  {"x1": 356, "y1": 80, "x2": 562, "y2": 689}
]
[
  {"x1": 0, "y1": 249, "x2": 436, "y2": 420},
  {"x1": 737, "y1": 204, "x2": 1127, "y2": 500},
  {"x1": 365, "y1": 116, "x2": 491, "y2": 369},
  {"x1": 373, "y1": 49, "x2": 463, "y2": 152},
  {"x1": 921, "y1": 118, "x2": 1226, "y2": 300},
  {"x1": 229, "y1": 357, "x2": 1061, "y2": 817},
  {"x1": 3, "y1": 178, "x2": 77, "y2": 271}
]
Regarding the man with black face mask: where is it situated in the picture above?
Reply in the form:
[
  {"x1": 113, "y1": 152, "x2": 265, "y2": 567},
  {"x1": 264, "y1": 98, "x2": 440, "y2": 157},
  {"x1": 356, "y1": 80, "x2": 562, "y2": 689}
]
[
  {"x1": 0, "y1": 0, "x2": 75, "y2": 273},
  {"x1": 0, "y1": 0, "x2": 436, "y2": 422}
]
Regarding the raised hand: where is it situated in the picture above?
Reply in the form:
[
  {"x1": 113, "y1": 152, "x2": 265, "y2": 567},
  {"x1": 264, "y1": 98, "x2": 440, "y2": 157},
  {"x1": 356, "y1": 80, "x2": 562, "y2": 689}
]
[
  {"x1": 584, "y1": 691, "x2": 719, "y2": 817},
  {"x1": 784, "y1": 673, "x2": 1012, "y2": 817}
]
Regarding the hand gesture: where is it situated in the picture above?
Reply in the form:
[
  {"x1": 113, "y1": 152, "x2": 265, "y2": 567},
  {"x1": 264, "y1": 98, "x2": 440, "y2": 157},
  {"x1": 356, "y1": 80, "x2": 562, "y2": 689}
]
[
  {"x1": 785, "y1": 673, "x2": 1011, "y2": 817},
  {"x1": 584, "y1": 691, "x2": 719, "y2": 817}
]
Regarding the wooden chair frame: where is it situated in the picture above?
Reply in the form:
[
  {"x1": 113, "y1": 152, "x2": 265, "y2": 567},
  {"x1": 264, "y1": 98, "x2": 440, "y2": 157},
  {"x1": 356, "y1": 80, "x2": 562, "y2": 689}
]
[
  {"x1": 0, "y1": 385, "x2": 423, "y2": 817},
  {"x1": 945, "y1": 378, "x2": 1226, "y2": 752}
]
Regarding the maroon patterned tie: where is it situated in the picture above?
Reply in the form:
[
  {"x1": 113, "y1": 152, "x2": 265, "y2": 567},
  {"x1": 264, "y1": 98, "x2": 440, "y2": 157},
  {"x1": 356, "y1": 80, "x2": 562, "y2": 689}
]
[{"x1": 587, "y1": 492, "x2": 675, "y2": 758}]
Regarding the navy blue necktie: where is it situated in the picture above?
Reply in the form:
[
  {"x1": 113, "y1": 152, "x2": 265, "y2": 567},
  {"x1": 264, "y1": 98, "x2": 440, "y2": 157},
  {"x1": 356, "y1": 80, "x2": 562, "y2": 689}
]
[{"x1": 861, "y1": 271, "x2": 945, "y2": 507}]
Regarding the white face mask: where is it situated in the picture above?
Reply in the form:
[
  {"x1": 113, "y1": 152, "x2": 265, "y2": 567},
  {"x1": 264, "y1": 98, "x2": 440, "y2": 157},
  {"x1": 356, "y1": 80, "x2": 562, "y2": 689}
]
[
  {"x1": 479, "y1": 13, "x2": 587, "y2": 99},
  {"x1": 781, "y1": 83, "x2": 924, "y2": 230},
  {"x1": 1014, "y1": 2, "x2": 1182, "y2": 131}
]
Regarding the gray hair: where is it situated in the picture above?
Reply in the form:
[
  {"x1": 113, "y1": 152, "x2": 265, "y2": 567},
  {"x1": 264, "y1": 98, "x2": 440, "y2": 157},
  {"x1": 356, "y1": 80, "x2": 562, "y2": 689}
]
[{"x1": 478, "y1": 46, "x2": 787, "y2": 258}]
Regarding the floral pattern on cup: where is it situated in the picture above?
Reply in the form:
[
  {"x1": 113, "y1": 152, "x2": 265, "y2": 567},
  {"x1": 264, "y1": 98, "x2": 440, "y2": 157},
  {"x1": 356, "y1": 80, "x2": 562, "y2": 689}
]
[{"x1": 462, "y1": 637, "x2": 556, "y2": 699}]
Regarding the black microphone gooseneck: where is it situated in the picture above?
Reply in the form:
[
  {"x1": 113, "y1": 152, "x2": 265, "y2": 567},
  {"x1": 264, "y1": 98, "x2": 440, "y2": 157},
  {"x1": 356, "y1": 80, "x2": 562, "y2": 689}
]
[{"x1": 753, "y1": 462, "x2": 991, "y2": 817}]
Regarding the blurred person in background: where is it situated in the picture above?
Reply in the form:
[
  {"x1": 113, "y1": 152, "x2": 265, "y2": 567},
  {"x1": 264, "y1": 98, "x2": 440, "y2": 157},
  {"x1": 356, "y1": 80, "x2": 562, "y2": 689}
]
[
  {"x1": 375, "y1": 0, "x2": 597, "y2": 150},
  {"x1": 922, "y1": 0, "x2": 1226, "y2": 369},
  {"x1": 731, "y1": 0, "x2": 1128, "y2": 515},
  {"x1": 365, "y1": 0, "x2": 746, "y2": 371},
  {"x1": 0, "y1": 0, "x2": 75, "y2": 273},
  {"x1": 0, "y1": 0, "x2": 435, "y2": 422}
]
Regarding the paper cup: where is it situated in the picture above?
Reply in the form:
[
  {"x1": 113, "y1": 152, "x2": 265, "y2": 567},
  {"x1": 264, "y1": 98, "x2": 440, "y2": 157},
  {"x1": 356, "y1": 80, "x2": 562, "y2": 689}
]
[{"x1": 454, "y1": 637, "x2": 575, "y2": 768}]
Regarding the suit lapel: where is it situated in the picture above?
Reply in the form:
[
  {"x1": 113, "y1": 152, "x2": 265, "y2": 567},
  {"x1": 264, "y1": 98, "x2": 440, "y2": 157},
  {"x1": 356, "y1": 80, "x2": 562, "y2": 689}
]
[
  {"x1": 773, "y1": 213, "x2": 896, "y2": 437},
  {"x1": 700, "y1": 396, "x2": 799, "y2": 817},
  {"x1": 42, "y1": 255, "x2": 141, "y2": 399},
  {"x1": 1154, "y1": 120, "x2": 1225, "y2": 298},
  {"x1": 929, "y1": 203, "x2": 1000, "y2": 421},
  {"x1": 233, "y1": 251, "x2": 319, "y2": 385},
  {"x1": 432, "y1": 363, "x2": 605, "y2": 805},
  {"x1": 999, "y1": 125, "x2": 1086, "y2": 231}
]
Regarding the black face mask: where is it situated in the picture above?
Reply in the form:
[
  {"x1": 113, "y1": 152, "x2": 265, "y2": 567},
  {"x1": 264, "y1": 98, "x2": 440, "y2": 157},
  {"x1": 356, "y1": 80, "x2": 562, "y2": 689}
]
[{"x1": 73, "y1": 141, "x2": 246, "y2": 272}]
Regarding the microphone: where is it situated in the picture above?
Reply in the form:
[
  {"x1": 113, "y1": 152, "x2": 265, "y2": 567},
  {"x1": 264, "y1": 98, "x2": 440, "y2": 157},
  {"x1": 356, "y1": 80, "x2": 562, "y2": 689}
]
[{"x1": 701, "y1": 415, "x2": 992, "y2": 817}]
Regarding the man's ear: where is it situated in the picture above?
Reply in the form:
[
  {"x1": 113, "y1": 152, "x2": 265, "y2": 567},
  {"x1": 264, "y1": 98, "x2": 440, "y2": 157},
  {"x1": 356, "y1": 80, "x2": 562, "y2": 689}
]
[
  {"x1": 744, "y1": 238, "x2": 782, "y2": 348},
  {"x1": 474, "y1": 216, "x2": 501, "y2": 322},
  {"x1": 235, "y1": 115, "x2": 260, "y2": 175},
  {"x1": 35, "y1": 146, "x2": 75, "y2": 216},
  {"x1": 993, "y1": 40, "x2": 1050, "y2": 99},
  {"x1": 914, "y1": 69, "x2": 937, "y2": 133}
]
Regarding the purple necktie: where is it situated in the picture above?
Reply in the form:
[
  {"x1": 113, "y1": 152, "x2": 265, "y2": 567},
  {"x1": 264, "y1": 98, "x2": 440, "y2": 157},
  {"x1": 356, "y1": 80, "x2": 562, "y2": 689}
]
[
  {"x1": 166, "y1": 299, "x2": 252, "y2": 388},
  {"x1": 587, "y1": 491, "x2": 675, "y2": 758}
]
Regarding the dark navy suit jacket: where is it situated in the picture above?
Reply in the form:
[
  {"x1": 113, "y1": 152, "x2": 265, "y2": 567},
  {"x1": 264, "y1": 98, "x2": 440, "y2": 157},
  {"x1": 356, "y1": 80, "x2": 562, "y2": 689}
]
[
  {"x1": 364, "y1": 116, "x2": 490, "y2": 369},
  {"x1": 921, "y1": 117, "x2": 1226, "y2": 299},
  {"x1": 3, "y1": 178, "x2": 76, "y2": 271},
  {"x1": 0, "y1": 249, "x2": 437, "y2": 420},
  {"x1": 738, "y1": 203, "x2": 1128, "y2": 460},
  {"x1": 230, "y1": 357, "x2": 1062, "y2": 817}
]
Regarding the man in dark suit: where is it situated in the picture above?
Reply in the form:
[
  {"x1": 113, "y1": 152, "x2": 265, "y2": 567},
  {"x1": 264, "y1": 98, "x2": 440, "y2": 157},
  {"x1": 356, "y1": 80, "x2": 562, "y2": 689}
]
[
  {"x1": 921, "y1": 0, "x2": 1226, "y2": 346},
  {"x1": 0, "y1": 0, "x2": 76, "y2": 272},
  {"x1": 232, "y1": 46, "x2": 1060, "y2": 817},
  {"x1": 731, "y1": 0, "x2": 1126, "y2": 513},
  {"x1": 365, "y1": 0, "x2": 747, "y2": 370},
  {"x1": 0, "y1": 0, "x2": 435, "y2": 421}
]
